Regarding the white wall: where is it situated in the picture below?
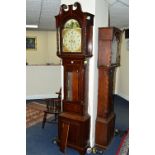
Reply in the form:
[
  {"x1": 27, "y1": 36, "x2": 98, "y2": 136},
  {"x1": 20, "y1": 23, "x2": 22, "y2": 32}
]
[
  {"x1": 115, "y1": 32, "x2": 129, "y2": 100},
  {"x1": 89, "y1": 0, "x2": 109, "y2": 146},
  {"x1": 26, "y1": 30, "x2": 62, "y2": 99},
  {"x1": 26, "y1": 65, "x2": 61, "y2": 99}
]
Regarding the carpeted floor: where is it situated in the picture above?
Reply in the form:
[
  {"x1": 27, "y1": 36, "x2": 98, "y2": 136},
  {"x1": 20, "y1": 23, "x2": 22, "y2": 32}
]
[
  {"x1": 116, "y1": 130, "x2": 129, "y2": 155},
  {"x1": 26, "y1": 95, "x2": 129, "y2": 155}
]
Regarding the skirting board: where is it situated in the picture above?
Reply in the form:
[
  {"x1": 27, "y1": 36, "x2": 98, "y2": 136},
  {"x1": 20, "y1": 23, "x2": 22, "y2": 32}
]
[
  {"x1": 114, "y1": 93, "x2": 129, "y2": 102},
  {"x1": 26, "y1": 94, "x2": 58, "y2": 100},
  {"x1": 114, "y1": 93, "x2": 129, "y2": 101}
]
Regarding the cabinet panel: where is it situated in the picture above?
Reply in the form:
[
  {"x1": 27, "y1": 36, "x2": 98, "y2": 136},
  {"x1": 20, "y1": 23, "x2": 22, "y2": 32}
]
[
  {"x1": 59, "y1": 113, "x2": 90, "y2": 148},
  {"x1": 66, "y1": 71, "x2": 79, "y2": 101}
]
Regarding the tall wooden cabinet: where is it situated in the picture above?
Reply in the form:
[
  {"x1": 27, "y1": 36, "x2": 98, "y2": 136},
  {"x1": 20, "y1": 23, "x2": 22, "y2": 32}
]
[
  {"x1": 55, "y1": 2, "x2": 94, "y2": 155},
  {"x1": 95, "y1": 27, "x2": 122, "y2": 148}
]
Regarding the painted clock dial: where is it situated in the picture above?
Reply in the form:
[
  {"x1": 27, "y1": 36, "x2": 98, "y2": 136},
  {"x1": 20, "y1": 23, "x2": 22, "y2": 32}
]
[{"x1": 62, "y1": 19, "x2": 81, "y2": 52}]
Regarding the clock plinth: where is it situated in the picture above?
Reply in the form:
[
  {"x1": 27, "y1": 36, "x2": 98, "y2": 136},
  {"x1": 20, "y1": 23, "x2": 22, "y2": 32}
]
[
  {"x1": 55, "y1": 2, "x2": 94, "y2": 154},
  {"x1": 96, "y1": 113, "x2": 115, "y2": 149}
]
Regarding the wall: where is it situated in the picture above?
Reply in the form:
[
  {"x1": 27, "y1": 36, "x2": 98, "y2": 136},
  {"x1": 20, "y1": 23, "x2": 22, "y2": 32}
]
[
  {"x1": 47, "y1": 31, "x2": 61, "y2": 64},
  {"x1": 115, "y1": 31, "x2": 129, "y2": 100},
  {"x1": 26, "y1": 65, "x2": 61, "y2": 99},
  {"x1": 26, "y1": 31, "x2": 61, "y2": 99},
  {"x1": 89, "y1": 0, "x2": 109, "y2": 146},
  {"x1": 26, "y1": 31, "x2": 60, "y2": 65}
]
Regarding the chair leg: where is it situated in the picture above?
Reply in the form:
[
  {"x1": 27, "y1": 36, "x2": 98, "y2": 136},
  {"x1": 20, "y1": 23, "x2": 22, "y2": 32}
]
[
  {"x1": 42, "y1": 112, "x2": 47, "y2": 129},
  {"x1": 54, "y1": 113, "x2": 57, "y2": 121}
]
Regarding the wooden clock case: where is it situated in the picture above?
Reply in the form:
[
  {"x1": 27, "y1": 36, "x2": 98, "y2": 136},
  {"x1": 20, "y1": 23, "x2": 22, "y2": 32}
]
[
  {"x1": 55, "y1": 2, "x2": 94, "y2": 155},
  {"x1": 95, "y1": 27, "x2": 122, "y2": 149}
]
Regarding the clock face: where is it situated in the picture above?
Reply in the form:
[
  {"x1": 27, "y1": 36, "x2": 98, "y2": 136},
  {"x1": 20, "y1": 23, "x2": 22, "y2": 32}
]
[
  {"x1": 63, "y1": 28, "x2": 81, "y2": 52},
  {"x1": 62, "y1": 19, "x2": 81, "y2": 52}
]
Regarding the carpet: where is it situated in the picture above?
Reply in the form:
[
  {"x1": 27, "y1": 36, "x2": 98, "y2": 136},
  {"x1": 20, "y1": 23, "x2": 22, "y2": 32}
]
[
  {"x1": 26, "y1": 95, "x2": 129, "y2": 155},
  {"x1": 26, "y1": 102, "x2": 52, "y2": 128},
  {"x1": 116, "y1": 129, "x2": 129, "y2": 155}
]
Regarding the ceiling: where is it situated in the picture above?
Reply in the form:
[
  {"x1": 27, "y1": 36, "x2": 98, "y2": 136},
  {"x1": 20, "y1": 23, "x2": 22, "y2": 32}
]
[{"x1": 26, "y1": 0, "x2": 129, "y2": 31}]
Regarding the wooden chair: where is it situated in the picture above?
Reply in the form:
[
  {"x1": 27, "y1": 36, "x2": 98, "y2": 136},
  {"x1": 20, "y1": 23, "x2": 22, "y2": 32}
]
[{"x1": 42, "y1": 88, "x2": 61, "y2": 128}]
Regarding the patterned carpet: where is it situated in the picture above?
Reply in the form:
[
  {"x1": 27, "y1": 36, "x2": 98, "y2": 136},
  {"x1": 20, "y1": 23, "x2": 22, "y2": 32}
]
[
  {"x1": 116, "y1": 130, "x2": 129, "y2": 155},
  {"x1": 26, "y1": 102, "x2": 53, "y2": 128}
]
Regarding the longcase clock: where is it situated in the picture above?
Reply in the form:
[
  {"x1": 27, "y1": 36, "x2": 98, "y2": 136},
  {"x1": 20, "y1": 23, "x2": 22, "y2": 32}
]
[
  {"x1": 55, "y1": 2, "x2": 94, "y2": 155},
  {"x1": 95, "y1": 27, "x2": 122, "y2": 149}
]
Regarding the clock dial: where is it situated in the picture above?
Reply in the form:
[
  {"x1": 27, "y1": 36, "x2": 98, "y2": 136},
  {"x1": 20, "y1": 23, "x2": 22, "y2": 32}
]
[
  {"x1": 63, "y1": 28, "x2": 81, "y2": 52},
  {"x1": 62, "y1": 19, "x2": 81, "y2": 52}
]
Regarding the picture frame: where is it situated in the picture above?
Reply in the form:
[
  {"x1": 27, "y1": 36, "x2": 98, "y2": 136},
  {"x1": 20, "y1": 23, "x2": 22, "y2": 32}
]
[{"x1": 26, "y1": 37, "x2": 37, "y2": 50}]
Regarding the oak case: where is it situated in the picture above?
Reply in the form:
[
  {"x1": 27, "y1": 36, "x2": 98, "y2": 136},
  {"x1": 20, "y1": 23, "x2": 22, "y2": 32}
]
[
  {"x1": 55, "y1": 2, "x2": 94, "y2": 155},
  {"x1": 95, "y1": 27, "x2": 122, "y2": 148}
]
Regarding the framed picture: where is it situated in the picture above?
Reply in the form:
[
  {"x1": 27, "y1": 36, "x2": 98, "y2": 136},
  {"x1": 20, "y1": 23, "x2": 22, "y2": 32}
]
[{"x1": 26, "y1": 37, "x2": 37, "y2": 50}]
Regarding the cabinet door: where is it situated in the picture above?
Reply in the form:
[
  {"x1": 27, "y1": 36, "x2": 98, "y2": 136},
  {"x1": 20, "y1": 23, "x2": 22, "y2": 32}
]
[
  {"x1": 59, "y1": 118, "x2": 80, "y2": 146},
  {"x1": 63, "y1": 60, "x2": 85, "y2": 114}
]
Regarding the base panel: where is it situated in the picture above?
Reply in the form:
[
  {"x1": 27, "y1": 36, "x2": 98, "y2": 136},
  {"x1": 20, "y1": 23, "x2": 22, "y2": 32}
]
[{"x1": 95, "y1": 113, "x2": 115, "y2": 148}]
